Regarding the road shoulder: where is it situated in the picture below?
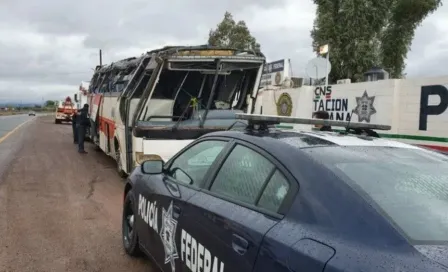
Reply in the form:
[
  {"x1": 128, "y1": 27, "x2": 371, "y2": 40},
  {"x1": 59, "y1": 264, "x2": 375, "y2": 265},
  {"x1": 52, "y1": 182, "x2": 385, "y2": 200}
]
[{"x1": 0, "y1": 116, "x2": 152, "y2": 272}]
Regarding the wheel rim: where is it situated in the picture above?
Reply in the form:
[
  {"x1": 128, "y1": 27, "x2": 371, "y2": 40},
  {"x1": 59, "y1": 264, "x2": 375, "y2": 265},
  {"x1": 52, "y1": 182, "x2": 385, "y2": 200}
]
[
  {"x1": 123, "y1": 201, "x2": 134, "y2": 247},
  {"x1": 116, "y1": 147, "x2": 123, "y2": 173}
]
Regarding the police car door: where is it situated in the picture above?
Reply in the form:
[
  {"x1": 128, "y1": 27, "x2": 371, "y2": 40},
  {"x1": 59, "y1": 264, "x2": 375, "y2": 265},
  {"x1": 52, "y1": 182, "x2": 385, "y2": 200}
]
[
  {"x1": 180, "y1": 142, "x2": 286, "y2": 272},
  {"x1": 135, "y1": 139, "x2": 231, "y2": 272}
]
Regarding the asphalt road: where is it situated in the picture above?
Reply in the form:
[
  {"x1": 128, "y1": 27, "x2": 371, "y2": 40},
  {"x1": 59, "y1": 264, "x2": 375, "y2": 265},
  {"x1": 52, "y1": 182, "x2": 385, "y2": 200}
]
[
  {"x1": 0, "y1": 116, "x2": 154, "y2": 272},
  {"x1": 0, "y1": 114, "x2": 37, "y2": 178},
  {"x1": 0, "y1": 114, "x2": 35, "y2": 139}
]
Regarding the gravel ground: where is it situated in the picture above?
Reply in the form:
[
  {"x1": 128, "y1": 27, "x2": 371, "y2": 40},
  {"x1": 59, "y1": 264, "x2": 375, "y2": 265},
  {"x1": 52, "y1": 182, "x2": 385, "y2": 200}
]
[{"x1": 0, "y1": 116, "x2": 155, "y2": 272}]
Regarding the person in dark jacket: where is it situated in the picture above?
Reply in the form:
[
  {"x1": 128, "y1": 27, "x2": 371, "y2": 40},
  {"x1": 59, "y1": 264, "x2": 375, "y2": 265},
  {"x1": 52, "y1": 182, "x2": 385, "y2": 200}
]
[
  {"x1": 312, "y1": 110, "x2": 332, "y2": 131},
  {"x1": 72, "y1": 112, "x2": 78, "y2": 144},
  {"x1": 76, "y1": 104, "x2": 90, "y2": 154}
]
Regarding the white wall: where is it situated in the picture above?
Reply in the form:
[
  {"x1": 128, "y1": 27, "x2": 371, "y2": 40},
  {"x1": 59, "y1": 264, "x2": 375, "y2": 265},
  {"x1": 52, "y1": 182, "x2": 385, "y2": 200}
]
[
  {"x1": 258, "y1": 75, "x2": 448, "y2": 148},
  {"x1": 397, "y1": 76, "x2": 448, "y2": 139}
]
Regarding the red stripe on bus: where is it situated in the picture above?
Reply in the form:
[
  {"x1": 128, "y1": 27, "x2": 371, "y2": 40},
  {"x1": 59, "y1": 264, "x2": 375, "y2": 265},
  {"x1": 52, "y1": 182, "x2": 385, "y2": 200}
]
[{"x1": 98, "y1": 116, "x2": 115, "y2": 140}]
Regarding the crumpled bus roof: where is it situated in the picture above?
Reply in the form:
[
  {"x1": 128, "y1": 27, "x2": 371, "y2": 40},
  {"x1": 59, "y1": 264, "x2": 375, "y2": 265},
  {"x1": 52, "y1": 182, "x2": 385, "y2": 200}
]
[{"x1": 92, "y1": 45, "x2": 265, "y2": 75}]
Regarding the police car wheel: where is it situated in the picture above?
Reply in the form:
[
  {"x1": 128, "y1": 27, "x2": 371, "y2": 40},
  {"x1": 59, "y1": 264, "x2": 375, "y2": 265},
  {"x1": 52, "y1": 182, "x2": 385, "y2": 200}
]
[{"x1": 122, "y1": 190, "x2": 142, "y2": 257}]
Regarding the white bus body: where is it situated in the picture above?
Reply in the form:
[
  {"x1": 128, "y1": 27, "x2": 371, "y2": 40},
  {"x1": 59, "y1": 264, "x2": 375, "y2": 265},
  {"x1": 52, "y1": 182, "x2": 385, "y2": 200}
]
[{"x1": 87, "y1": 46, "x2": 266, "y2": 176}]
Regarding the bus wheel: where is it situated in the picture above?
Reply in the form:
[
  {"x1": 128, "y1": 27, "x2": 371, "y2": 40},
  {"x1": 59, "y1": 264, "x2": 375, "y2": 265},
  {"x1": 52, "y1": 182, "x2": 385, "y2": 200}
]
[
  {"x1": 93, "y1": 135, "x2": 101, "y2": 151},
  {"x1": 116, "y1": 146, "x2": 127, "y2": 178}
]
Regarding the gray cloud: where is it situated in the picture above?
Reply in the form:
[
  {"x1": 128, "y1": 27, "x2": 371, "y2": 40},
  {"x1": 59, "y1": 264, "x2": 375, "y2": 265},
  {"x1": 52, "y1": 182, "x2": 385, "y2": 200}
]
[
  {"x1": 405, "y1": 9, "x2": 448, "y2": 78},
  {"x1": 0, "y1": 0, "x2": 296, "y2": 103},
  {"x1": 1, "y1": 0, "x2": 287, "y2": 50},
  {"x1": 0, "y1": 0, "x2": 446, "y2": 102}
]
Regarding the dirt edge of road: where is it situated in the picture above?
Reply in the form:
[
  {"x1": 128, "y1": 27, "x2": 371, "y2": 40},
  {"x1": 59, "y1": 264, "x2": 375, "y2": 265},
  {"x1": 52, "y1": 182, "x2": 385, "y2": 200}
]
[{"x1": 0, "y1": 116, "x2": 153, "y2": 272}]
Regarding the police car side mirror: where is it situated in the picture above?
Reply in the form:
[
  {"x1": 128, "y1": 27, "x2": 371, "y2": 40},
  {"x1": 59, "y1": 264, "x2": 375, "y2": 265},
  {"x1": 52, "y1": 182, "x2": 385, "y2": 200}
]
[{"x1": 141, "y1": 160, "x2": 164, "y2": 174}]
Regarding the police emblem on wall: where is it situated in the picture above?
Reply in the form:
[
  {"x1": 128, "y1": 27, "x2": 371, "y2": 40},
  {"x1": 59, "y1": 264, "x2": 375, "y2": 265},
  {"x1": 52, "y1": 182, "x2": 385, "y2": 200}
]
[
  {"x1": 274, "y1": 72, "x2": 282, "y2": 85},
  {"x1": 276, "y1": 92, "x2": 293, "y2": 116},
  {"x1": 353, "y1": 90, "x2": 376, "y2": 122}
]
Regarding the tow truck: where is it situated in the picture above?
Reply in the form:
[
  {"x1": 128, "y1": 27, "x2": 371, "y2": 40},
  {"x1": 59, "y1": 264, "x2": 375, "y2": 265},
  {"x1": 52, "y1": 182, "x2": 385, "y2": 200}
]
[{"x1": 55, "y1": 96, "x2": 76, "y2": 124}]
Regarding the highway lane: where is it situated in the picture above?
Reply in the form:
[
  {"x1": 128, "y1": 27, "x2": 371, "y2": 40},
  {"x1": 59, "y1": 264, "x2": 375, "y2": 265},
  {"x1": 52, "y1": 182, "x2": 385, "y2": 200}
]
[
  {"x1": 0, "y1": 115, "x2": 153, "y2": 271},
  {"x1": 0, "y1": 114, "x2": 35, "y2": 139},
  {"x1": 0, "y1": 114, "x2": 37, "y2": 179}
]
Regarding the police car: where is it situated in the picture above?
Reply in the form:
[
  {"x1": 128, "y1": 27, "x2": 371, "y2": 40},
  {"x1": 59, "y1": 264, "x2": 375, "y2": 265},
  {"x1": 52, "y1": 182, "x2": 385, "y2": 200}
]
[{"x1": 122, "y1": 114, "x2": 448, "y2": 272}]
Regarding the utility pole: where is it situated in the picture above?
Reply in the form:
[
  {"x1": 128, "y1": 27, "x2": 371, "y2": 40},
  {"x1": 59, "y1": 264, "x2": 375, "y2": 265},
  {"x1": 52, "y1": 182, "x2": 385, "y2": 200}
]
[{"x1": 99, "y1": 49, "x2": 102, "y2": 66}]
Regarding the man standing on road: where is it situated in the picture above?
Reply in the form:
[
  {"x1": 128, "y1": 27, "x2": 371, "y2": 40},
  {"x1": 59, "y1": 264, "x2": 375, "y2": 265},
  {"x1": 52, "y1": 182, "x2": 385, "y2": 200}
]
[
  {"x1": 72, "y1": 112, "x2": 78, "y2": 144},
  {"x1": 76, "y1": 104, "x2": 90, "y2": 154}
]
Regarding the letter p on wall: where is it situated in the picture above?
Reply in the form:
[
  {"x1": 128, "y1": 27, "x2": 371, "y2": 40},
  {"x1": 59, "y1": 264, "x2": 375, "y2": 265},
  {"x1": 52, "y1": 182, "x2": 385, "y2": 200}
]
[{"x1": 419, "y1": 85, "x2": 448, "y2": 131}]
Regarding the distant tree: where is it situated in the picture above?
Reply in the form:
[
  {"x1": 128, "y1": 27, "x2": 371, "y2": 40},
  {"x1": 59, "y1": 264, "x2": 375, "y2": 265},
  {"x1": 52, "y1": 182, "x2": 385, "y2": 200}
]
[
  {"x1": 311, "y1": 0, "x2": 442, "y2": 82},
  {"x1": 208, "y1": 11, "x2": 260, "y2": 51},
  {"x1": 44, "y1": 100, "x2": 56, "y2": 107}
]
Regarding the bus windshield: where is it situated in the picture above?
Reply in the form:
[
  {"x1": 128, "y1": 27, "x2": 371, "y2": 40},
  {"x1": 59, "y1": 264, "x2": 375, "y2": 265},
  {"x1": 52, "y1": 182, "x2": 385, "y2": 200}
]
[{"x1": 138, "y1": 61, "x2": 262, "y2": 124}]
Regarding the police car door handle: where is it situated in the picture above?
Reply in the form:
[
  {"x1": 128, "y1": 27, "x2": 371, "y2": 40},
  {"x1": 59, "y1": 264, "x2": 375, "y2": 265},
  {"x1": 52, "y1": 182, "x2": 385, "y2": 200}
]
[
  {"x1": 232, "y1": 234, "x2": 248, "y2": 255},
  {"x1": 172, "y1": 205, "x2": 181, "y2": 219}
]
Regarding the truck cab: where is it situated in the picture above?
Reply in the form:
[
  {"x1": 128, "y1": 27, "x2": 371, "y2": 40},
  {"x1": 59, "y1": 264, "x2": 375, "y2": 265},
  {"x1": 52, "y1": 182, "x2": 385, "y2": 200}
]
[{"x1": 55, "y1": 96, "x2": 75, "y2": 124}]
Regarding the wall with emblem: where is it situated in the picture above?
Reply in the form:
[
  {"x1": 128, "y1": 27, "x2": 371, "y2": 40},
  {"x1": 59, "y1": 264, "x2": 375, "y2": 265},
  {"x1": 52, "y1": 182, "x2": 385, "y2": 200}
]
[
  {"x1": 258, "y1": 80, "x2": 396, "y2": 128},
  {"x1": 255, "y1": 87, "x2": 315, "y2": 130},
  {"x1": 257, "y1": 75, "x2": 448, "y2": 148},
  {"x1": 312, "y1": 80, "x2": 396, "y2": 126}
]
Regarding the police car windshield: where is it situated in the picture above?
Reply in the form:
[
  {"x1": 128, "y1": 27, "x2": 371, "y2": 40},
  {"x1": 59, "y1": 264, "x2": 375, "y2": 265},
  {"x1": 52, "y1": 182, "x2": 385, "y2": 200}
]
[{"x1": 304, "y1": 146, "x2": 448, "y2": 244}]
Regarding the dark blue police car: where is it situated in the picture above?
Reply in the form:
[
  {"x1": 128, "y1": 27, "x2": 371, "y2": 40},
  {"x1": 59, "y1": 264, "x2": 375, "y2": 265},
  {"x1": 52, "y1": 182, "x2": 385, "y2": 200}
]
[{"x1": 122, "y1": 114, "x2": 448, "y2": 272}]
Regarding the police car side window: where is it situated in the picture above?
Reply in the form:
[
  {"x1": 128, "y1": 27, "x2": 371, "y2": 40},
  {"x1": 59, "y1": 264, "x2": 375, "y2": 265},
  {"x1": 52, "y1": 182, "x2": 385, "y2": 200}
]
[
  {"x1": 168, "y1": 140, "x2": 227, "y2": 187},
  {"x1": 257, "y1": 170, "x2": 290, "y2": 213},
  {"x1": 210, "y1": 144, "x2": 275, "y2": 204}
]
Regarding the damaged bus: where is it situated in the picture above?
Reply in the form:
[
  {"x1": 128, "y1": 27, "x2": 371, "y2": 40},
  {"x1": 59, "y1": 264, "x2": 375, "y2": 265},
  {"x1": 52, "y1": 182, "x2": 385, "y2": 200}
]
[{"x1": 87, "y1": 45, "x2": 266, "y2": 177}]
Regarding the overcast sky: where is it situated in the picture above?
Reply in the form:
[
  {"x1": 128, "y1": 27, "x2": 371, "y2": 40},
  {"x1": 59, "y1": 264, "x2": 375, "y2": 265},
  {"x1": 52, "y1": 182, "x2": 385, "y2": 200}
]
[{"x1": 0, "y1": 0, "x2": 447, "y2": 103}]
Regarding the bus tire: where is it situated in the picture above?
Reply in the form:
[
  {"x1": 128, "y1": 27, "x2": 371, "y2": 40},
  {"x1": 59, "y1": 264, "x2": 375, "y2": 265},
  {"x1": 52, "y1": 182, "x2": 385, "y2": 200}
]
[
  {"x1": 94, "y1": 144, "x2": 101, "y2": 152},
  {"x1": 116, "y1": 144, "x2": 127, "y2": 178}
]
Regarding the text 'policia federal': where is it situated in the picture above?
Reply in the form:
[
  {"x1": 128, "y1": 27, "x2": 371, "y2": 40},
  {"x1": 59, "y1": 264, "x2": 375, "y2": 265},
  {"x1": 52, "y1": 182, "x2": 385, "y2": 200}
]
[{"x1": 138, "y1": 194, "x2": 225, "y2": 272}]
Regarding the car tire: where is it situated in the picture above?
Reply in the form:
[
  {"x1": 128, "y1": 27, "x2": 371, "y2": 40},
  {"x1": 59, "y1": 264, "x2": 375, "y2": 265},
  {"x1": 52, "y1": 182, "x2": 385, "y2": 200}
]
[{"x1": 122, "y1": 190, "x2": 143, "y2": 257}]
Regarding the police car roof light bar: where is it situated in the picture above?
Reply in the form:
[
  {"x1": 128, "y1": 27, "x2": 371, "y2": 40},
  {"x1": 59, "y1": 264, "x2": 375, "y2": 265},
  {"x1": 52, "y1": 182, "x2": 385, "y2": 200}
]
[{"x1": 236, "y1": 113, "x2": 392, "y2": 131}]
